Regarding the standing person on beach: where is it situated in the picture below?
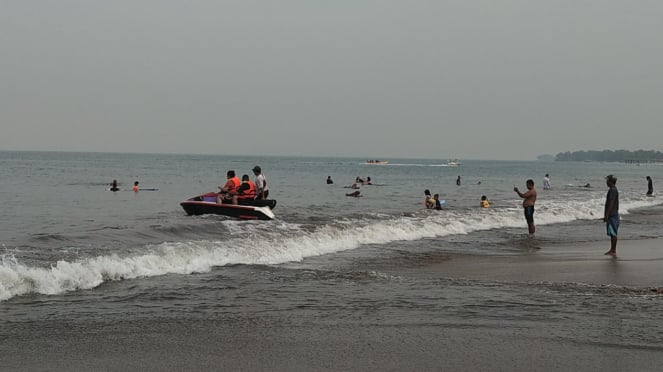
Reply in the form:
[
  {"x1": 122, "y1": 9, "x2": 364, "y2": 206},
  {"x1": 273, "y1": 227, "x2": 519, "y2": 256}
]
[
  {"x1": 252, "y1": 166, "x2": 269, "y2": 200},
  {"x1": 514, "y1": 179, "x2": 537, "y2": 237},
  {"x1": 604, "y1": 175, "x2": 620, "y2": 256},
  {"x1": 646, "y1": 176, "x2": 653, "y2": 196}
]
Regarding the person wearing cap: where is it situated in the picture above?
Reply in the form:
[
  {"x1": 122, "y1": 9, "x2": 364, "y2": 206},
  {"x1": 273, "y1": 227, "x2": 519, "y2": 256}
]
[{"x1": 252, "y1": 166, "x2": 269, "y2": 200}]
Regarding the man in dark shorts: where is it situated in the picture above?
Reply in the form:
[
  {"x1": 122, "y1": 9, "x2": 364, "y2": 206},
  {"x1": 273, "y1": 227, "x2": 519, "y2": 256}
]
[
  {"x1": 604, "y1": 174, "x2": 620, "y2": 256},
  {"x1": 514, "y1": 179, "x2": 537, "y2": 237}
]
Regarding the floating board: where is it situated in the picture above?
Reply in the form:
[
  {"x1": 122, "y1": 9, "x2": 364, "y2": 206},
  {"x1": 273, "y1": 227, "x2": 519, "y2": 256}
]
[{"x1": 107, "y1": 188, "x2": 159, "y2": 191}]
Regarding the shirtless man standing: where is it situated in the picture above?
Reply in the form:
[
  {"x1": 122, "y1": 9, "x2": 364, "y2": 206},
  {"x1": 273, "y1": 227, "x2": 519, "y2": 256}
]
[{"x1": 514, "y1": 179, "x2": 537, "y2": 237}]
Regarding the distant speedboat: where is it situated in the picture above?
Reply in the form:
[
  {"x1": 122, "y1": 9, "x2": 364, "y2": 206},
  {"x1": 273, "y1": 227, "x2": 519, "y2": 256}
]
[
  {"x1": 446, "y1": 159, "x2": 461, "y2": 166},
  {"x1": 366, "y1": 160, "x2": 389, "y2": 165},
  {"x1": 180, "y1": 192, "x2": 277, "y2": 220}
]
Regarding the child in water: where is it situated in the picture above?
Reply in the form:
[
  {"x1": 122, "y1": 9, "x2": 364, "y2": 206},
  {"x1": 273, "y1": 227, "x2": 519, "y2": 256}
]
[
  {"x1": 424, "y1": 190, "x2": 435, "y2": 209},
  {"x1": 434, "y1": 194, "x2": 443, "y2": 210},
  {"x1": 480, "y1": 195, "x2": 490, "y2": 208},
  {"x1": 133, "y1": 181, "x2": 140, "y2": 192}
]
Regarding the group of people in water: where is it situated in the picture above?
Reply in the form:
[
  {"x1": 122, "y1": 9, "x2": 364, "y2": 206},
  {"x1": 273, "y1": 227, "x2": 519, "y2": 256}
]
[
  {"x1": 225, "y1": 167, "x2": 651, "y2": 258},
  {"x1": 217, "y1": 166, "x2": 269, "y2": 205},
  {"x1": 151, "y1": 164, "x2": 655, "y2": 258},
  {"x1": 420, "y1": 172, "x2": 656, "y2": 257},
  {"x1": 423, "y1": 190, "x2": 491, "y2": 210},
  {"x1": 423, "y1": 190, "x2": 444, "y2": 210},
  {"x1": 331, "y1": 175, "x2": 373, "y2": 197},
  {"x1": 109, "y1": 180, "x2": 140, "y2": 192}
]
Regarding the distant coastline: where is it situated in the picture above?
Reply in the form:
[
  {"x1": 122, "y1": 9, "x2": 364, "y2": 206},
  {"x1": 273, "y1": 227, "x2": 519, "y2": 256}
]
[{"x1": 553, "y1": 149, "x2": 663, "y2": 162}]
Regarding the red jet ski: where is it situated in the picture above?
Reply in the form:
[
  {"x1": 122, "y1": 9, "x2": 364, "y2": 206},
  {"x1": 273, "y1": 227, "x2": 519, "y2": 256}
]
[{"x1": 180, "y1": 192, "x2": 277, "y2": 220}]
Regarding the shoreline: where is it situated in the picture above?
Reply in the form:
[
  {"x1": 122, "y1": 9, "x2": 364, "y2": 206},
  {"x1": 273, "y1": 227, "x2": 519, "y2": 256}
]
[{"x1": 2, "y1": 238, "x2": 662, "y2": 371}]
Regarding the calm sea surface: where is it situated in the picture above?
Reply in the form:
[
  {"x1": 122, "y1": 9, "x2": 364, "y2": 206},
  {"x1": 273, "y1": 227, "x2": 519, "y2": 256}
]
[{"x1": 1, "y1": 151, "x2": 662, "y2": 355}]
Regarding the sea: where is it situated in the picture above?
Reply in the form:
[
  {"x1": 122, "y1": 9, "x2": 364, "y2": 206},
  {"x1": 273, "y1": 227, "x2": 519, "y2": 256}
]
[{"x1": 1, "y1": 151, "x2": 663, "y2": 367}]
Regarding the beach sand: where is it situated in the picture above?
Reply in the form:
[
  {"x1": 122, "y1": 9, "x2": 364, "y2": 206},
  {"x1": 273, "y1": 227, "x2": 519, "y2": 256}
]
[
  {"x1": 403, "y1": 237, "x2": 663, "y2": 289},
  {"x1": 2, "y1": 238, "x2": 662, "y2": 371}
]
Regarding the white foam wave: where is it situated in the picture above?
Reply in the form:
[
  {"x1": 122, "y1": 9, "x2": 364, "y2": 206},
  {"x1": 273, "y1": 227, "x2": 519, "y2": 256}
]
[{"x1": 1, "y1": 196, "x2": 660, "y2": 301}]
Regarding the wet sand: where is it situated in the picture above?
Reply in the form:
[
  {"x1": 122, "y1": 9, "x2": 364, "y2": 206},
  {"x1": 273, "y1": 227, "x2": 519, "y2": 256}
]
[
  {"x1": 405, "y1": 237, "x2": 663, "y2": 289},
  {"x1": 3, "y1": 318, "x2": 663, "y2": 372},
  {"x1": 2, "y1": 238, "x2": 663, "y2": 371}
]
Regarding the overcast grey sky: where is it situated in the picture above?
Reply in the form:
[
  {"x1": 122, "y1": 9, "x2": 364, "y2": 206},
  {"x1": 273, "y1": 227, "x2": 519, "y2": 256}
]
[{"x1": 2, "y1": 1, "x2": 662, "y2": 160}]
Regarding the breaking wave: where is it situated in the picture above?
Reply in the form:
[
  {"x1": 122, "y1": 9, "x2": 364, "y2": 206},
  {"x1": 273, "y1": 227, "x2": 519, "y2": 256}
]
[{"x1": 1, "y1": 196, "x2": 660, "y2": 301}]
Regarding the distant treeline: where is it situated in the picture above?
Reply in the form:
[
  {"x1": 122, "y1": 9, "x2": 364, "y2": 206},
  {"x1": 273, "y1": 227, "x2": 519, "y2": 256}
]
[{"x1": 555, "y1": 150, "x2": 663, "y2": 162}]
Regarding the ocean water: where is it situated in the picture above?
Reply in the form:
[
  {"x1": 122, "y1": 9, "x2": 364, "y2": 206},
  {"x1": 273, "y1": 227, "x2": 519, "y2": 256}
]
[{"x1": 2, "y1": 151, "x2": 663, "y2": 360}]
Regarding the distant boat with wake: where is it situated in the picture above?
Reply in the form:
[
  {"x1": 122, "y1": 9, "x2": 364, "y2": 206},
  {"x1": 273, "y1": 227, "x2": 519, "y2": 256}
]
[
  {"x1": 366, "y1": 160, "x2": 389, "y2": 165},
  {"x1": 446, "y1": 159, "x2": 461, "y2": 166}
]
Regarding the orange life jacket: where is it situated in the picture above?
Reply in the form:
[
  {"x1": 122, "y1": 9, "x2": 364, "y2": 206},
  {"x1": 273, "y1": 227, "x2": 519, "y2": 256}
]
[
  {"x1": 237, "y1": 180, "x2": 256, "y2": 199},
  {"x1": 225, "y1": 177, "x2": 241, "y2": 193}
]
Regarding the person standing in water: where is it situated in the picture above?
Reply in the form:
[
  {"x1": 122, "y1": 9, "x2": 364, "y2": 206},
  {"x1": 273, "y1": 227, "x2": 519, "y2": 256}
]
[
  {"x1": 543, "y1": 174, "x2": 551, "y2": 190},
  {"x1": 646, "y1": 176, "x2": 654, "y2": 196},
  {"x1": 514, "y1": 179, "x2": 537, "y2": 237},
  {"x1": 604, "y1": 175, "x2": 620, "y2": 256},
  {"x1": 456, "y1": 176, "x2": 461, "y2": 186}
]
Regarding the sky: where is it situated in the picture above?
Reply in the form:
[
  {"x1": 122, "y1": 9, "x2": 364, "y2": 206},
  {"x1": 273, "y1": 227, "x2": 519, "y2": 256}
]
[{"x1": 2, "y1": 1, "x2": 662, "y2": 160}]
